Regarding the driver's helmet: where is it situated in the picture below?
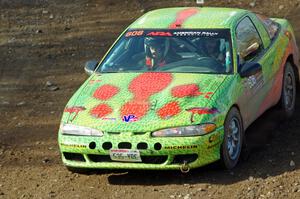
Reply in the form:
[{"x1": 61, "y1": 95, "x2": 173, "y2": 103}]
[{"x1": 144, "y1": 37, "x2": 169, "y2": 59}]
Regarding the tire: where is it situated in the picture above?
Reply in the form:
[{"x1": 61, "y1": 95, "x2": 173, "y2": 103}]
[
  {"x1": 280, "y1": 62, "x2": 296, "y2": 118},
  {"x1": 220, "y1": 107, "x2": 244, "y2": 169}
]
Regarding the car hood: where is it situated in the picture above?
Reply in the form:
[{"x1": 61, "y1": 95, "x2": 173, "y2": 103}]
[{"x1": 63, "y1": 72, "x2": 228, "y2": 132}]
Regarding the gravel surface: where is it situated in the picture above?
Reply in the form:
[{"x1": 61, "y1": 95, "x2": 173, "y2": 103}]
[{"x1": 0, "y1": 0, "x2": 300, "y2": 198}]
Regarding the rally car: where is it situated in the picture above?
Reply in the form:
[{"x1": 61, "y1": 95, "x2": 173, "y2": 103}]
[{"x1": 58, "y1": 7, "x2": 299, "y2": 172}]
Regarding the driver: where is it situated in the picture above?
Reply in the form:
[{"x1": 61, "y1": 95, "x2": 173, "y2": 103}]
[{"x1": 144, "y1": 37, "x2": 180, "y2": 70}]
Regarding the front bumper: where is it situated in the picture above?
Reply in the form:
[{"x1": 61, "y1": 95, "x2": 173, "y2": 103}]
[{"x1": 58, "y1": 127, "x2": 224, "y2": 170}]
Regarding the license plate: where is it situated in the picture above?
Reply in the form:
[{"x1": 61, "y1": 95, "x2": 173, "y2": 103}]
[{"x1": 109, "y1": 149, "x2": 142, "y2": 162}]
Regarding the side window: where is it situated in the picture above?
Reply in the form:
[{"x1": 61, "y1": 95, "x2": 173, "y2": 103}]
[
  {"x1": 236, "y1": 17, "x2": 263, "y2": 64},
  {"x1": 256, "y1": 14, "x2": 279, "y2": 40}
]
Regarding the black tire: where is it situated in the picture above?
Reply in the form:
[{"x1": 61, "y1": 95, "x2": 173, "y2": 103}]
[
  {"x1": 279, "y1": 62, "x2": 296, "y2": 118},
  {"x1": 220, "y1": 107, "x2": 244, "y2": 169}
]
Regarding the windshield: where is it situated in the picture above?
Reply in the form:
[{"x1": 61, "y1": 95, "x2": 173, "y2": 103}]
[{"x1": 97, "y1": 29, "x2": 233, "y2": 74}]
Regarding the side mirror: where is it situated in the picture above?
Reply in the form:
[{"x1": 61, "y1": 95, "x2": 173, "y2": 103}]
[
  {"x1": 84, "y1": 60, "x2": 98, "y2": 76},
  {"x1": 241, "y1": 42, "x2": 260, "y2": 61},
  {"x1": 239, "y1": 62, "x2": 262, "y2": 78}
]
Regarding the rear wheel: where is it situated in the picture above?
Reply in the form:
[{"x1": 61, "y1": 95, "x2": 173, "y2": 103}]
[
  {"x1": 280, "y1": 62, "x2": 296, "y2": 118},
  {"x1": 221, "y1": 107, "x2": 244, "y2": 169}
]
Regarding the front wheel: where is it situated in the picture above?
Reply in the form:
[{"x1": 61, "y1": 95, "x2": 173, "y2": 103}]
[
  {"x1": 221, "y1": 107, "x2": 244, "y2": 169},
  {"x1": 279, "y1": 62, "x2": 296, "y2": 118}
]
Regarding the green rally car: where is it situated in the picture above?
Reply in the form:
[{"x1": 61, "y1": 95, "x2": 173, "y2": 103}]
[{"x1": 58, "y1": 7, "x2": 299, "y2": 172}]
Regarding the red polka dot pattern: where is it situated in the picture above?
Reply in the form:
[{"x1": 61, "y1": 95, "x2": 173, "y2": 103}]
[
  {"x1": 90, "y1": 104, "x2": 113, "y2": 118},
  {"x1": 171, "y1": 84, "x2": 202, "y2": 98},
  {"x1": 93, "y1": 85, "x2": 119, "y2": 100},
  {"x1": 120, "y1": 73, "x2": 173, "y2": 119},
  {"x1": 120, "y1": 101, "x2": 150, "y2": 119},
  {"x1": 129, "y1": 73, "x2": 173, "y2": 100},
  {"x1": 157, "y1": 101, "x2": 181, "y2": 119}
]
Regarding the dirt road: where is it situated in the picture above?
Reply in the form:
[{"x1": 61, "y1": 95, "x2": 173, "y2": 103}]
[{"x1": 0, "y1": 0, "x2": 300, "y2": 198}]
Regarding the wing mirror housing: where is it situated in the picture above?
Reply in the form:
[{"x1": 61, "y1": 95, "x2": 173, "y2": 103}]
[
  {"x1": 241, "y1": 42, "x2": 260, "y2": 61},
  {"x1": 84, "y1": 60, "x2": 98, "y2": 76},
  {"x1": 239, "y1": 62, "x2": 262, "y2": 78}
]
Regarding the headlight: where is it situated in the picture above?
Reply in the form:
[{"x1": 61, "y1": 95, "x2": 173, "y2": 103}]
[
  {"x1": 60, "y1": 124, "x2": 103, "y2": 137},
  {"x1": 151, "y1": 123, "x2": 216, "y2": 137}
]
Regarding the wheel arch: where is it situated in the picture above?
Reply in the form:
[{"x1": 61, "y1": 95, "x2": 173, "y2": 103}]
[
  {"x1": 227, "y1": 104, "x2": 244, "y2": 131},
  {"x1": 286, "y1": 54, "x2": 300, "y2": 91}
]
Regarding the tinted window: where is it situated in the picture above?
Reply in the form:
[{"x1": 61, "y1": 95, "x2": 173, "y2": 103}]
[
  {"x1": 97, "y1": 29, "x2": 233, "y2": 74},
  {"x1": 236, "y1": 17, "x2": 263, "y2": 63}
]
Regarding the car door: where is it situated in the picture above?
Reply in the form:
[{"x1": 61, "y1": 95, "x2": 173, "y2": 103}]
[
  {"x1": 254, "y1": 14, "x2": 286, "y2": 111},
  {"x1": 235, "y1": 16, "x2": 273, "y2": 127}
]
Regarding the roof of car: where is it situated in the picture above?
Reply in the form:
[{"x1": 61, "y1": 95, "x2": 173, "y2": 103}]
[{"x1": 130, "y1": 7, "x2": 249, "y2": 29}]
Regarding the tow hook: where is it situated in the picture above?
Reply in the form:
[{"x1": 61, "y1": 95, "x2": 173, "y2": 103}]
[{"x1": 180, "y1": 160, "x2": 190, "y2": 173}]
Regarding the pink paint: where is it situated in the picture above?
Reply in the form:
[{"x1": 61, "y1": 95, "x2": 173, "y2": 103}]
[
  {"x1": 93, "y1": 84, "x2": 120, "y2": 100},
  {"x1": 169, "y1": 8, "x2": 199, "y2": 29},
  {"x1": 120, "y1": 73, "x2": 173, "y2": 119},
  {"x1": 157, "y1": 101, "x2": 181, "y2": 119},
  {"x1": 171, "y1": 84, "x2": 202, "y2": 98},
  {"x1": 90, "y1": 104, "x2": 113, "y2": 118}
]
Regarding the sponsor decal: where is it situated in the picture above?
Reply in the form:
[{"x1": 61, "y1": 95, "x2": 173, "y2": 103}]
[
  {"x1": 146, "y1": 31, "x2": 172, "y2": 36},
  {"x1": 64, "y1": 106, "x2": 86, "y2": 122},
  {"x1": 164, "y1": 145, "x2": 198, "y2": 150},
  {"x1": 101, "y1": 117, "x2": 117, "y2": 121},
  {"x1": 125, "y1": 30, "x2": 144, "y2": 37},
  {"x1": 61, "y1": 143, "x2": 87, "y2": 148},
  {"x1": 247, "y1": 76, "x2": 257, "y2": 89},
  {"x1": 173, "y1": 31, "x2": 219, "y2": 37},
  {"x1": 243, "y1": 72, "x2": 264, "y2": 96},
  {"x1": 122, "y1": 114, "x2": 138, "y2": 122},
  {"x1": 89, "y1": 79, "x2": 102, "y2": 84},
  {"x1": 186, "y1": 107, "x2": 219, "y2": 123}
]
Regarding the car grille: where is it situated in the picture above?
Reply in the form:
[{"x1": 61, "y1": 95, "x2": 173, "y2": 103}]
[
  {"x1": 88, "y1": 154, "x2": 168, "y2": 164},
  {"x1": 63, "y1": 152, "x2": 85, "y2": 162},
  {"x1": 63, "y1": 152, "x2": 198, "y2": 165},
  {"x1": 171, "y1": 154, "x2": 198, "y2": 164}
]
